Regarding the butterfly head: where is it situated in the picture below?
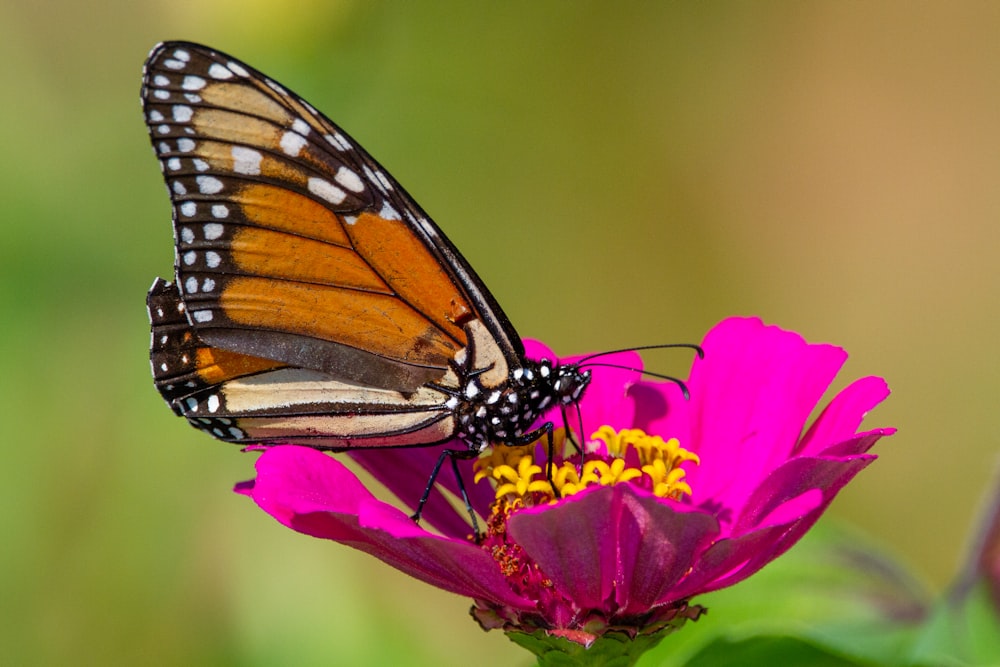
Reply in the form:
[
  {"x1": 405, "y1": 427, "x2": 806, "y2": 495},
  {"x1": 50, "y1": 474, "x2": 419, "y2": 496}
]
[{"x1": 552, "y1": 362, "x2": 591, "y2": 407}]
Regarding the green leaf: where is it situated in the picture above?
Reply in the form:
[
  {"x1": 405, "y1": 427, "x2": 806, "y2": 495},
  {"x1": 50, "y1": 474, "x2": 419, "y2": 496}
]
[
  {"x1": 909, "y1": 581, "x2": 1000, "y2": 667},
  {"x1": 684, "y1": 635, "x2": 870, "y2": 667}
]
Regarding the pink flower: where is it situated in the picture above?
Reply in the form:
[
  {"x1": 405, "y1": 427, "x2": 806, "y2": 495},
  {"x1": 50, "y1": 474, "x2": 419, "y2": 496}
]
[{"x1": 235, "y1": 317, "x2": 892, "y2": 642}]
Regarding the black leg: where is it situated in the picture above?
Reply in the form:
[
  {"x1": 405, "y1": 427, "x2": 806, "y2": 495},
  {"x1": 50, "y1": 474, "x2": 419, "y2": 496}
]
[
  {"x1": 412, "y1": 448, "x2": 481, "y2": 539},
  {"x1": 448, "y1": 451, "x2": 481, "y2": 538}
]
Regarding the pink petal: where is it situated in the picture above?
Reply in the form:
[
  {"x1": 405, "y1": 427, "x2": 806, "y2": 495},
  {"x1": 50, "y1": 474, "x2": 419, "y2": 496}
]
[
  {"x1": 685, "y1": 317, "x2": 849, "y2": 505},
  {"x1": 668, "y1": 521, "x2": 796, "y2": 601},
  {"x1": 628, "y1": 378, "x2": 690, "y2": 454},
  {"x1": 797, "y1": 376, "x2": 891, "y2": 456},
  {"x1": 508, "y1": 486, "x2": 718, "y2": 614},
  {"x1": 239, "y1": 446, "x2": 534, "y2": 609},
  {"x1": 668, "y1": 452, "x2": 881, "y2": 600},
  {"x1": 348, "y1": 446, "x2": 493, "y2": 540},
  {"x1": 733, "y1": 449, "x2": 878, "y2": 536}
]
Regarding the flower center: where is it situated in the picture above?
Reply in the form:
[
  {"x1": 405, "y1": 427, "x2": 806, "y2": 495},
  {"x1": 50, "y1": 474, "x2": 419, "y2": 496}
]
[
  {"x1": 470, "y1": 427, "x2": 700, "y2": 627},
  {"x1": 473, "y1": 426, "x2": 699, "y2": 511}
]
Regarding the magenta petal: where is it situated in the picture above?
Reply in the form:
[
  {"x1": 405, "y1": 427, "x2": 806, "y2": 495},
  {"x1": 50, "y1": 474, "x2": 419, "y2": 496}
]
[
  {"x1": 734, "y1": 451, "x2": 877, "y2": 536},
  {"x1": 820, "y1": 428, "x2": 895, "y2": 458},
  {"x1": 667, "y1": 448, "x2": 883, "y2": 601},
  {"x1": 508, "y1": 486, "x2": 718, "y2": 614},
  {"x1": 797, "y1": 376, "x2": 891, "y2": 456},
  {"x1": 523, "y1": 338, "x2": 556, "y2": 361},
  {"x1": 686, "y1": 317, "x2": 849, "y2": 504},
  {"x1": 668, "y1": 521, "x2": 797, "y2": 601},
  {"x1": 348, "y1": 446, "x2": 493, "y2": 539},
  {"x1": 241, "y1": 446, "x2": 534, "y2": 609},
  {"x1": 571, "y1": 350, "x2": 644, "y2": 434},
  {"x1": 630, "y1": 379, "x2": 689, "y2": 440},
  {"x1": 613, "y1": 490, "x2": 720, "y2": 614}
]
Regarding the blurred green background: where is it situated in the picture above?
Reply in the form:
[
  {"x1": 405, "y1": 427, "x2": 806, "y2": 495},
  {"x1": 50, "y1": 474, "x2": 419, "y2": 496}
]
[{"x1": 2, "y1": 2, "x2": 998, "y2": 665}]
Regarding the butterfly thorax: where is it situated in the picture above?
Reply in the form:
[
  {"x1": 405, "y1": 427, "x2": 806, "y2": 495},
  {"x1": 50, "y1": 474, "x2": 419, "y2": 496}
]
[{"x1": 446, "y1": 359, "x2": 592, "y2": 453}]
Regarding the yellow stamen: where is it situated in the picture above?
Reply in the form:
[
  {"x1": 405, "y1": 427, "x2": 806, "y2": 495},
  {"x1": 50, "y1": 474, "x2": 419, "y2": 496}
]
[{"x1": 477, "y1": 427, "x2": 699, "y2": 510}]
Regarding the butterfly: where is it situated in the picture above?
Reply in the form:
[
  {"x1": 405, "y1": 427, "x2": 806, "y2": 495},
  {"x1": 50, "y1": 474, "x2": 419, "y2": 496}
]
[{"x1": 142, "y1": 41, "x2": 595, "y2": 517}]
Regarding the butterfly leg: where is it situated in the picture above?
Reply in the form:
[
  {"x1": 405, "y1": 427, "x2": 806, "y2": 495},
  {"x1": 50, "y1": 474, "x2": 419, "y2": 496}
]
[
  {"x1": 562, "y1": 403, "x2": 587, "y2": 480},
  {"x1": 412, "y1": 448, "x2": 481, "y2": 538}
]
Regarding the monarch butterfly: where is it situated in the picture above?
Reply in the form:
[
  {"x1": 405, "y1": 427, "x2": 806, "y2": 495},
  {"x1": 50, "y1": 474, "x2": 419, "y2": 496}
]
[{"x1": 143, "y1": 42, "x2": 599, "y2": 517}]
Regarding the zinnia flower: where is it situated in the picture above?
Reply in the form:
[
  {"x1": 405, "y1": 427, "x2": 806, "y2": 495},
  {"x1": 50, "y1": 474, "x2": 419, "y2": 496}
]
[{"x1": 235, "y1": 317, "x2": 893, "y2": 651}]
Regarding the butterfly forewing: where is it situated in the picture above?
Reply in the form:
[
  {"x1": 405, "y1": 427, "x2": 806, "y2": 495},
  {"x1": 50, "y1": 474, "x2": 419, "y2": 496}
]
[{"x1": 142, "y1": 42, "x2": 521, "y2": 395}]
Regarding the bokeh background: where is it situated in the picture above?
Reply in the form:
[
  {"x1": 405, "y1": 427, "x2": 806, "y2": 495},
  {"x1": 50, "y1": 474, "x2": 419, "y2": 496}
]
[{"x1": 2, "y1": 2, "x2": 998, "y2": 665}]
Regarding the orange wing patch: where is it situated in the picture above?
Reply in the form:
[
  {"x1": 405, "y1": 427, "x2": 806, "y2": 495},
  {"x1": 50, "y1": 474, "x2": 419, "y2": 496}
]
[
  {"x1": 346, "y1": 211, "x2": 469, "y2": 346},
  {"x1": 227, "y1": 225, "x2": 391, "y2": 293},
  {"x1": 219, "y1": 276, "x2": 461, "y2": 367},
  {"x1": 194, "y1": 346, "x2": 286, "y2": 385},
  {"x1": 238, "y1": 184, "x2": 350, "y2": 246}
]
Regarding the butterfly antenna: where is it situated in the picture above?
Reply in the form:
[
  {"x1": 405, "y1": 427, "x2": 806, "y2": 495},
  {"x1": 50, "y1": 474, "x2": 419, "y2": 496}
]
[
  {"x1": 575, "y1": 343, "x2": 704, "y2": 365},
  {"x1": 579, "y1": 362, "x2": 692, "y2": 400}
]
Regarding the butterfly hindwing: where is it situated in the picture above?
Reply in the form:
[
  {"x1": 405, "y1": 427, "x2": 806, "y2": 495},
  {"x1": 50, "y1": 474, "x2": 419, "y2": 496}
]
[
  {"x1": 142, "y1": 41, "x2": 522, "y2": 396},
  {"x1": 147, "y1": 278, "x2": 458, "y2": 448}
]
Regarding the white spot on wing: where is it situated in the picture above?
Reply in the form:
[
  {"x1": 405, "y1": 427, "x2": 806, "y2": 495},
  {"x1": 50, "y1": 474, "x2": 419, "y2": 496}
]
[
  {"x1": 182, "y1": 251, "x2": 196, "y2": 265},
  {"x1": 153, "y1": 90, "x2": 170, "y2": 100},
  {"x1": 182, "y1": 75, "x2": 206, "y2": 91},
  {"x1": 173, "y1": 49, "x2": 190, "y2": 62},
  {"x1": 308, "y1": 177, "x2": 346, "y2": 204},
  {"x1": 231, "y1": 146, "x2": 262, "y2": 175},
  {"x1": 378, "y1": 201, "x2": 401, "y2": 221},
  {"x1": 153, "y1": 75, "x2": 170, "y2": 87},
  {"x1": 335, "y1": 167, "x2": 365, "y2": 193},
  {"x1": 148, "y1": 110, "x2": 164, "y2": 122},
  {"x1": 205, "y1": 251, "x2": 221, "y2": 268},
  {"x1": 211, "y1": 204, "x2": 229, "y2": 219},
  {"x1": 280, "y1": 131, "x2": 307, "y2": 156},
  {"x1": 192, "y1": 310, "x2": 214, "y2": 323},
  {"x1": 203, "y1": 223, "x2": 224, "y2": 240},
  {"x1": 208, "y1": 63, "x2": 234, "y2": 80},
  {"x1": 180, "y1": 202, "x2": 196, "y2": 217},
  {"x1": 196, "y1": 175, "x2": 223, "y2": 194},
  {"x1": 180, "y1": 227, "x2": 195, "y2": 243},
  {"x1": 172, "y1": 105, "x2": 193, "y2": 122},
  {"x1": 185, "y1": 276, "x2": 198, "y2": 294},
  {"x1": 172, "y1": 181, "x2": 187, "y2": 195},
  {"x1": 207, "y1": 394, "x2": 220, "y2": 413},
  {"x1": 228, "y1": 62, "x2": 249, "y2": 77},
  {"x1": 192, "y1": 158, "x2": 209, "y2": 172},
  {"x1": 164, "y1": 59, "x2": 185, "y2": 70},
  {"x1": 292, "y1": 119, "x2": 311, "y2": 135},
  {"x1": 177, "y1": 138, "x2": 195, "y2": 152},
  {"x1": 166, "y1": 157, "x2": 181, "y2": 171}
]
